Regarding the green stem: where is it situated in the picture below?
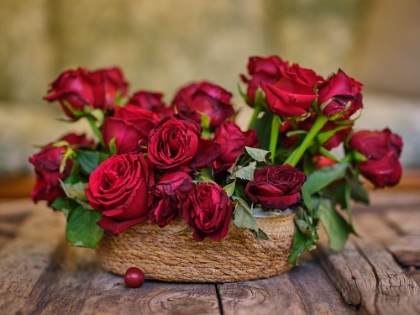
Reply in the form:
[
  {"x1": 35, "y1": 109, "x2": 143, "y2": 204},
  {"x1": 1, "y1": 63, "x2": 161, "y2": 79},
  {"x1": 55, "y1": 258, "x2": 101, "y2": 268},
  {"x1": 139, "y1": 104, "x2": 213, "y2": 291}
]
[
  {"x1": 269, "y1": 115, "x2": 280, "y2": 163},
  {"x1": 86, "y1": 115, "x2": 105, "y2": 147},
  {"x1": 284, "y1": 115, "x2": 328, "y2": 166},
  {"x1": 248, "y1": 103, "x2": 262, "y2": 129},
  {"x1": 341, "y1": 153, "x2": 353, "y2": 163},
  {"x1": 318, "y1": 147, "x2": 341, "y2": 162}
]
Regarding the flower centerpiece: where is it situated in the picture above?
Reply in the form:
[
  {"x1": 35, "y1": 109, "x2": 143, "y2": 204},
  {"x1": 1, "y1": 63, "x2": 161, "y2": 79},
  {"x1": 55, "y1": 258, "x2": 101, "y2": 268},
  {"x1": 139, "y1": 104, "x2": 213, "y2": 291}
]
[{"x1": 29, "y1": 56, "x2": 403, "y2": 283}]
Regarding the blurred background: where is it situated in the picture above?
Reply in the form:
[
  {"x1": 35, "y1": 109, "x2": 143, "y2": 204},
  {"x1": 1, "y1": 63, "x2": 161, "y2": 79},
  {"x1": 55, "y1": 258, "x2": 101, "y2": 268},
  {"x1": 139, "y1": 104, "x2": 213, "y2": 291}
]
[{"x1": 1, "y1": 0, "x2": 419, "y2": 197}]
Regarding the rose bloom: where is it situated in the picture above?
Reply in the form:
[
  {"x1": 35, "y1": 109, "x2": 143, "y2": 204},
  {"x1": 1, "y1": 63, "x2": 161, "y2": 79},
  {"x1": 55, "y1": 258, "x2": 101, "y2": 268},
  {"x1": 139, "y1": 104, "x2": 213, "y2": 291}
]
[
  {"x1": 172, "y1": 81, "x2": 234, "y2": 129},
  {"x1": 45, "y1": 67, "x2": 128, "y2": 118},
  {"x1": 85, "y1": 153, "x2": 155, "y2": 234},
  {"x1": 182, "y1": 183, "x2": 233, "y2": 242},
  {"x1": 348, "y1": 128, "x2": 403, "y2": 188},
  {"x1": 262, "y1": 63, "x2": 323, "y2": 118},
  {"x1": 240, "y1": 55, "x2": 288, "y2": 102},
  {"x1": 128, "y1": 90, "x2": 175, "y2": 119},
  {"x1": 245, "y1": 164, "x2": 306, "y2": 210},
  {"x1": 317, "y1": 70, "x2": 363, "y2": 120},
  {"x1": 147, "y1": 115, "x2": 220, "y2": 171},
  {"x1": 29, "y1": 133, "x2": 94, "y2": 204},
  {"x1": 150, "y1": 170, "x2": 195, "y2": 227},
  {"x1": 102, "y1": 105, "x2": 160, "y2": 154},
  {"x1": 212, "y1": 121, "x2": 259, "y2": 173}
]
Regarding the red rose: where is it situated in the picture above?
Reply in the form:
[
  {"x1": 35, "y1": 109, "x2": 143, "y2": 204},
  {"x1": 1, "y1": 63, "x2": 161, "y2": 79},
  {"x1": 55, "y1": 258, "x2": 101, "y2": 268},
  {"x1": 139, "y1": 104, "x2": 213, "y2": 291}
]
[
  {"x1": 29, "y1": 133, "x2": 92, "y2": 203},
  {"x1": 147, "y1": 115, "x2": 220, "y2": 170},
  {"x1": 245, "y1": 164, "x2": 306, "y2": 210},
  {"x1": 300, "y1": 114, "x2": 353, "y2": 150},
  {"x1": 318, "y1": 70, "x2": 363, "y2": 119},
  {"x1": 240, "y1": 55, "x2": 288, "y2": 102},
  {"x1": 150, "y1": 170, "x2": 195, "y2": 227},
  {"x1": 182, "y1": 183, "x2": 233, "y2": 242},
  {"x1": 212, "y1": 121, "x2": 259, "y2": 172},
  {"x1": 102, "y1": 105, "x2": 160, "y2": 154},
  {"x1": 45, "y1": 67, "x2": 128, "y2": 118},
  {"x1": 91, "y1": 67, "x2": 129, "y2": 109},
  {"x1": 262, "y1": 63, "x2": 322, "y2": 118},
  {"x1": 128, "y1": 90, "x2": 165, "y2": 111},
  {"x1": 172, "y1": 81, "x2": 234, "y2": 129},
  {"x1": 85, "y1": 153, "x2": 155, "y2": 234},
  {"x1": 348, "y1": 128, "x2": 403, "y2": 188}
]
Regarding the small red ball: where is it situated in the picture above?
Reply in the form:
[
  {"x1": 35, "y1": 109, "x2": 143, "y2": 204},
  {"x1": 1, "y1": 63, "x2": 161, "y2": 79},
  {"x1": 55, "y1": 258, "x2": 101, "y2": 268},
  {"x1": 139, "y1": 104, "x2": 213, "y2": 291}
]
[{"x1": 124, "y1": 267, "x2": 145, "y2": 288}]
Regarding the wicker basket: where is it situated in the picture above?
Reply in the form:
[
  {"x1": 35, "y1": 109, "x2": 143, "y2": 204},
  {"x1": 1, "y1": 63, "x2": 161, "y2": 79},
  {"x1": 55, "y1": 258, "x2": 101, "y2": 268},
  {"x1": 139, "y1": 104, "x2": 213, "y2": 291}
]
[{"x1": 96, "y1": 214, "x2": 295, "y2": 283}]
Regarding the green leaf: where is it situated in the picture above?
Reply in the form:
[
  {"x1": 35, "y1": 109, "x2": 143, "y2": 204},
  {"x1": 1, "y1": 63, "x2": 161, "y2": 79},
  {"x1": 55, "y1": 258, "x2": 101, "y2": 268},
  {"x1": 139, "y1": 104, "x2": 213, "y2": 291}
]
[
  {"x1": 51, "y1": 197, "x2": 79, "y2": 219},
  {"x1": 349, "y1": 172, "x2": 370, "y2": 205},
  {"x1": 316, "y1": 125, "x2": 351, "y2": 145},
  {"x1": 61, "y1": 181, "x2": 88, "y2": 200},
  {"x1": 66, "y1": 207, "x2": 104, "y2": 248},
  {"x1": 352, "y1": 150, "x2": 368, "y2": 163},
  {"x1": 301, "y1": 186, "x2": 313, "y2": 213},
  {"x1": 199, "y1": 112, "x2": 211, "y2": 138},
  {"x1": 77, "y1": 151, "x2": 109, "y2": 174},
  {"x1": 244, "y1": 147, "x2": 271, "y2": 163},
  {"x1": 335, "y1": 180, "x2": 351, "y2": 210},
  {"x1": 232, "y1": 197, "x2": 259, "y2": 235},
  {"x1": 223, "y1": 180, "x2": 236, "y2": 197},
  {"x1": 230, "y1": 161, "x2": 256, "y2": 181},
  {"x1": 253, "y1": 111, "x2": 273, "y2": 150},
  {"x1": 289, "y1": 225, "x2": 318, "y2": 265},
  {"x1": 237, "y1": 82, "x2": 252, "y2": 105},
  {"x1": 303, "y1": 163, "x2": 349, "y2": 195},
  {"x1": 255, "y1": 228, "x2": 269, "y2": 240},
  {"x1": 318, "y1": 198, "x2": 353, "y2": 251},
  {"x1": 90, "y1": 109, "x2": 105, "y2": 124}
]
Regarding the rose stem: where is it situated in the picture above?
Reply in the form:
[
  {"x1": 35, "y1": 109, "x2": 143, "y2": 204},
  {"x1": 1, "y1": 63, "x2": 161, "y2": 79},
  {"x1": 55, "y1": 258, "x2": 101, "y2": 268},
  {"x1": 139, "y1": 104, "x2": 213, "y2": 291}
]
[
  {"x1": 284, "y1": 115, "x2": 328, "y2": 166},
  {"x1": 248, "y1": 103, "x2": 262, "y2": 129},
  {"x1": 269, "y1": 115, "x2": 280, "y2": 163}
]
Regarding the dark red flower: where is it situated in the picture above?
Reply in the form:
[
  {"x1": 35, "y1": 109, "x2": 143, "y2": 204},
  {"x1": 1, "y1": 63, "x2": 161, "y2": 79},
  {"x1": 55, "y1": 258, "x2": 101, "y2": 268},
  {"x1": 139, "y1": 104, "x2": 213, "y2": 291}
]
[
  {"x1": 172, "y1": 81, "x2": 234, "y2": 129},
  {"x1": 317, "y1": 69, "x2": 363, "y2": 120},
  {"x1": 128, "y1": 90, "x2": 165, "y2": 111},
  {"x1": 85, "y1": 153, "x2": 155, "y2": 234},
  {"x1": 102, "y1": 105, "x2": 160, "y2": 154},
  {"x1": 182, "y1": 183, "x2": 233, "y2": 242},
  {"x1": 212, "y1": 121, "x2": 259, "y2": 172},
  {"x1": 348, "y1": 128, "x2": 403, "y2": 188},
  {"x1": 245, "y1": 164, "x2": 306, "y2": 210},
  {"x1": 150, "y1": 170, "x2": 195, "y2": 227},
  {"x1": 240, "y1": 55, "x2": 289, "y2": 102},
  {"x1": 147, "y1": 115, "x2": 220, "y2": 170}
]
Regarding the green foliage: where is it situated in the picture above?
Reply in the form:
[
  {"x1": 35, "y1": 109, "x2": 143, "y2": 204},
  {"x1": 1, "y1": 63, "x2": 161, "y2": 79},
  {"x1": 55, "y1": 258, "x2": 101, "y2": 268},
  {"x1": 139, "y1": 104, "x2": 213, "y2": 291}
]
[
  {"x1": 244, "y1": 147, "x2": 271, "y2": 163},
  {"x1": 223, "y1": 180, "x2": 236, "y2": 197},
  {"x1": 230, "y1": 161, "x2": 256, "y2": 181},
  {"x1": 232, "y1": 197, "x2": 261, "y2": 238},
  {"x1": 66, "y1": 206, "x2": 104, "y2": 248},
  {"x1": 253, "y1": 111, "x2": 273, "y2": 150},
  {"x1": 303, "y1": 163, "x2": 349, "y2": 194},
  {"x1": 76, "y1": 151, "x2": 109, "y2": 174}
]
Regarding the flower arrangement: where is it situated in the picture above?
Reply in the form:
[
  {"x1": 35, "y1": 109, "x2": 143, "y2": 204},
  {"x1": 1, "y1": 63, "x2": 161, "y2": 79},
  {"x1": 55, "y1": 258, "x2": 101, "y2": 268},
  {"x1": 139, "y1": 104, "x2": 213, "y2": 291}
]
[{"x1": 29, "y1": 56, "x2": 403, "y2": 270}]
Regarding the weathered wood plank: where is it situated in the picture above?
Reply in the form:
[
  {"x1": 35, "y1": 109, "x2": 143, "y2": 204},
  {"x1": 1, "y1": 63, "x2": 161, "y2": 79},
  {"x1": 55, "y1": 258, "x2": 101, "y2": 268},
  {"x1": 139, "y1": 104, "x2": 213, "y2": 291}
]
[
  {"x1": 0, "y1": 206, "x2": 65, "y2": 315},
  {"x1": 384, "y1": 210, "x2": 420, "y2": 236},
  {"x1": 316, "y1": 232, "x2": 420, "y2": 315},
  {"x1": 19, "y1": 242, "x2": 221, "y2": 315},
  {"x1": 218, "y1": 254, "x2": 354, "y2": 315}
]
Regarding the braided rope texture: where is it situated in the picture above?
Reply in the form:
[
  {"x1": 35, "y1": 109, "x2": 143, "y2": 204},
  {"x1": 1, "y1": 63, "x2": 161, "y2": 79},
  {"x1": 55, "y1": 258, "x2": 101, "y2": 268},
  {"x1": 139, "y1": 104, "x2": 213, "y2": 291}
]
[{"x1": 96, "y1": 214, "x2": 295, "y2": 283}]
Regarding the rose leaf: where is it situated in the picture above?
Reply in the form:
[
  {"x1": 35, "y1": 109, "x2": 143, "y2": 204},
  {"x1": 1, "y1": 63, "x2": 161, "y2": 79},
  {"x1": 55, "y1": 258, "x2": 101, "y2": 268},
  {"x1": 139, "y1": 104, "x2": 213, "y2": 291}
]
[
  {"x1": 66, "y1": 206, "x2": 104, "y2": 248},
  {"x1": 232, "y1": 197, "x2": 259, "y2": 236},
  {"x1": 244, "y1": 147, "x2": 271, "y2": 163},
  {"x1": 349, "y1": 172, "x2": 370, "y2": 205},
  {"x1": 223, "y1": 180, "x2": 236, "y2": 197},
  {"x1": 230, "y1": 161, "x2": 256, "y2": 181},
  {"x1": 303, "y1": 163, "x2": 349, "y2": 195},
  {"x1": 77, "y1": 151, "x2": 110, "y2": 174}
]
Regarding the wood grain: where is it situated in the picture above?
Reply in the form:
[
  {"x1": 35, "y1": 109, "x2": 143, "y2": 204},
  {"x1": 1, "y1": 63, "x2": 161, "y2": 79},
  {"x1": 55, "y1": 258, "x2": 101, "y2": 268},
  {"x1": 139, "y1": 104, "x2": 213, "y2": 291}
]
[{"x1": 218, "y1": 254, "x2": 355, "y2": 315}]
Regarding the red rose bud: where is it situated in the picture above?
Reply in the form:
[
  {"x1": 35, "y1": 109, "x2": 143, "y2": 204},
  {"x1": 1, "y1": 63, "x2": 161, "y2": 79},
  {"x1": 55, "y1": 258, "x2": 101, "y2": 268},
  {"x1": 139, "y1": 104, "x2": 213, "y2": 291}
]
[
  {"x1": 150, "y1": 170, "x2": 195, "y2": 227},
  {"x1": 182, "y1": 183, "x2": 233, "y2": 242},
  {"x1": 45, "y1": 67, "x2": 128, "y2": 118},
  {"x1": 318, "y1": 70, "x2": 363, "y2": 120},
  {"x1": 348, "y1": 128, "x2": 403, "y2": 188},
  {"x1": 172, "y1": 81, "x2": 234, "y2": 129},
  {"x1": 212, "y1": 121, "x2": 259, "y2": 173},
  {"x1": 85, "y1": 153, "x2": 155, "y2": 234},
  {"x1": 262, "y1": 63, "x2": 323, "y2": 118},
  {"x1": 28, "y1": 133, "x2": 90, "y2": 204},
  {"x1": 245, "y1": 164, "x2": 306, "y2": 210},
  {"x1": 313, "y1": 156, "x2": 337, "y2": 169},
  {"x1": 102, "y1": 105, "x2": 160, "y2": 154},
  {"x1": 128, "y1": 90, "x2": 166, "y2": 111},
  {"x1": 147, "y1": 115, "x2": 220, "y2": 171},
  {"x1": 240, "y1": 55, "x2": 289, "y2": 102}
]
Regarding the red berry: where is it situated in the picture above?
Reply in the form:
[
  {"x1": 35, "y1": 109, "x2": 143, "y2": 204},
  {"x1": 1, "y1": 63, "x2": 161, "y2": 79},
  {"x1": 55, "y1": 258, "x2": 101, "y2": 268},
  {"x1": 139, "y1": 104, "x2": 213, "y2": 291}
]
[{"x1": 124, "y1": 267, "x2": 145, "y2": 288}]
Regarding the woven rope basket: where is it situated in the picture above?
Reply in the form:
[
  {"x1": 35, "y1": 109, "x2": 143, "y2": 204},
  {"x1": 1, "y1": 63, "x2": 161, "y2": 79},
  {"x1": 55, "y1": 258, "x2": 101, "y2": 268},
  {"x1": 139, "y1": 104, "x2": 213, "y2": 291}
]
[{"x1": 96, "y1": 214, "x2": 295, "y2": 283}]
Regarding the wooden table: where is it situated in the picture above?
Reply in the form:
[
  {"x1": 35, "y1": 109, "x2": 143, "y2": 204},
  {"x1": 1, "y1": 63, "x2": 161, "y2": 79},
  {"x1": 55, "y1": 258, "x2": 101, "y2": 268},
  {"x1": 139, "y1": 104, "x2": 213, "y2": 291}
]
[{"x1": 1, "y1": 192, "x2": 420, "y2": 315}]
